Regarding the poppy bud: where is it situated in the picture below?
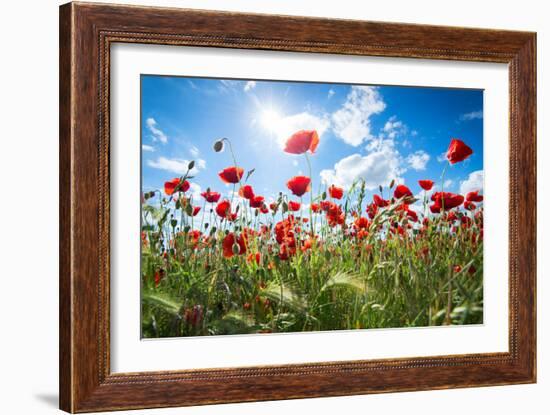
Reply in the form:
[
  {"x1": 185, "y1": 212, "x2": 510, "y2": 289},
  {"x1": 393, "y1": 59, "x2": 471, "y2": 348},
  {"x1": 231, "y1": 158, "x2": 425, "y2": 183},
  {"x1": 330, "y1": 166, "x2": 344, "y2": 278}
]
[
  {"x1": 379, "y1": 185, "x2": 383, "y2": 193},
  {"x1": 389, "y1": 179, "x2": 395, "y2": 189},
  {"x1": 232, "y1": 243, "x2": 240, "y2": 255},
  {"x1": 188, "y1": 160, "x2": 195, "y2": 170},
  {"x1": 170, "y1": 219, "x2": 177, "y2": 228},
  {"x1": 183, "y1": 225, "x2": 191, "y2": 233},
  {"x1": 213, "y1": 139, "x2": 224, "y2": 152},
  {"x1": 185, "y1": 203, "x2": 193, "y2": 216}
]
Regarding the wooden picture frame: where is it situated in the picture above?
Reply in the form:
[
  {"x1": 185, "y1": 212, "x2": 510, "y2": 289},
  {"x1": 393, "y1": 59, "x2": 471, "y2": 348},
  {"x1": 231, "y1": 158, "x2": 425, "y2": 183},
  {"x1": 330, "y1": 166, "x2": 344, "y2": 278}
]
[{"x1": 59, "y1": 2, "x2": 536, "y2": 412}]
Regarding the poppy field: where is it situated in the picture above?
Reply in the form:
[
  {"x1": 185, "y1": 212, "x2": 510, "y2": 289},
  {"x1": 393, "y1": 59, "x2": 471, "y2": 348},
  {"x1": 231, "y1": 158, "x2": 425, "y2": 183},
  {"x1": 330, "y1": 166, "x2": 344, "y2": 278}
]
[{"x1": 141, "y1": 127, "x2": 484, "y2": 338}]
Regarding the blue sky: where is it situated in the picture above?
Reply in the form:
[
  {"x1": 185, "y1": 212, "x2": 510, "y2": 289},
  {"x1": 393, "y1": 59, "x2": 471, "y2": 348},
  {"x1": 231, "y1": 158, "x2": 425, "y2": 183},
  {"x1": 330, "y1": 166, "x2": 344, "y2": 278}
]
[{"x1": 141, "y1": 75, "x2": 483, "y2": 209}]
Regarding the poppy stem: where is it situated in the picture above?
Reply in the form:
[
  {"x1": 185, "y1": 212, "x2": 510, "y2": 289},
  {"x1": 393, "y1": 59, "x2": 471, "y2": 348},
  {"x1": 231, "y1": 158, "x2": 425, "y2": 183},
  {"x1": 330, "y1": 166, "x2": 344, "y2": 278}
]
[
  {"x1": 224, "y1": 138, "x2": 238, "y2": 170},
  {"x1": 304, "y1": 153, "x2": 314, "y2": 236},
  {"x1": 440, "y1": 164, "x2": 448, "y2": 212},
  {"x1": 199, "y1": 198, "x2": 206, "y2": 232}
]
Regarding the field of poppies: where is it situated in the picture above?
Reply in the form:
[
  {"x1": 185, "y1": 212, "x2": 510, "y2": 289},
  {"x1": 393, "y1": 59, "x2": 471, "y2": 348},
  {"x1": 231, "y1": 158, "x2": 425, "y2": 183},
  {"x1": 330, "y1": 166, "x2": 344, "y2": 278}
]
[{"x1": 141, "y1": 131, "x2": 483, "y2": 338}]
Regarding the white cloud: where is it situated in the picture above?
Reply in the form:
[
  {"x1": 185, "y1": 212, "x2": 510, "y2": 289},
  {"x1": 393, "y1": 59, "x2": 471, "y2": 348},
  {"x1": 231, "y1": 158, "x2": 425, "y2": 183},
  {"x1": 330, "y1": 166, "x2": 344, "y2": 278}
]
[
  {"x1": 272, "y1": 112, "x2": 330, "y2": 149},
  {"x1": 460, "y1": 110, "x2": 483, "y2": 121},
  {"x1": 188, "y1": 182, "x2": 202, "y2": 202},
  {"x1": 146, "y1": 118, "x2": 168, "y2": 143},
  {"x1": 327, "y1": 89, "x2": 335, "y2": 99},
  {"x1": 460, "y1": 170, "x2": 484, "y2": 195},
  {"x1": 147, "y1": 156, "x2": 205, "y2": 175},
  {"x1": 217, "y1": 80, "x2": 240, "y2": 94},
  {"x1": 196, "y1": 158, "x2": 206, "y2": 170},
  {"x1": 244, "y1": 81, "x2": 256, "y2": 92},
  {"x1": 320, "y1": 138, "x2": 404, "y2": 190},
  {"x1": 406, "y1": 150, "x2": 430, "y2": 171},
  {"x1": 142, "y1": 144, "x2": 155, "y2": 152},
  {"x1": 444, "y1": 179, "x2": 454, "y2": 189},
  {"x1": 331, "y1": 86, "x2": 386, "y2": 146},
  {"x1": 382, "y1": 116, "x2": 407, "y2": 139},
  {"x1": 292, "y1": 160, "x2": 299, "y2": 167},
  {"x1": 189, "y1": 145, "x2": 200, "y2": 158},
  {"x1": 437, "y1": 151, "x2": 448, "y2": 163}
]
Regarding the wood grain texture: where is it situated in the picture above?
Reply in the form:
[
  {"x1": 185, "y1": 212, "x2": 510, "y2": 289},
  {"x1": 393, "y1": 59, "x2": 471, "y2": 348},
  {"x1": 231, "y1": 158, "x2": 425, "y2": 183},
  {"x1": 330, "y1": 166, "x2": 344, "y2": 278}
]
[{"x1": 59, "y1": 2, "x2": 537, "y2": 412}]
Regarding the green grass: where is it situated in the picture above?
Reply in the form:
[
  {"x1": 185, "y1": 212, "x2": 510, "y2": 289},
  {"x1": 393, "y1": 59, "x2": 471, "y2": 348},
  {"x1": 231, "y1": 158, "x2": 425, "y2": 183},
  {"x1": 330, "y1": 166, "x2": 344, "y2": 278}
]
[{"x1": 140, "y1": 179, "x2": 483, "y2": 338}]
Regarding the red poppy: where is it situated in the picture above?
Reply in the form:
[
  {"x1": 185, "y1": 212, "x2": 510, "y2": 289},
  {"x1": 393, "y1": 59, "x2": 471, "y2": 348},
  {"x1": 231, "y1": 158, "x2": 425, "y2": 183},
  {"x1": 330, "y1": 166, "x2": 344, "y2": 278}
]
[
  {"x1": 286, "y1": 175, "x2": 311, "y2": 197},
  {"x1": 328, "y1": 185, "x2": 344, "y2": 200},
  {"x1": 164, "y1": 178, "x2": 190, "y2": 195},
  {"x1": 311, "y1": 203, "x2": 321, "y2": 213},
  {"x1": 250, "y1": 195, "x2": 265, "y2": 208},
  {"x1": 269, "y1": 202, "x2": 278, "y2": 212},
  {"x1": 326, "y1": 204, "x2": 344, "y2": 227},
  {"x1": 218, "y1": 166, "x2": 244, "y2": 184},
  {"x1": 279, "y1": 243, "x2": 296, "y2": 260},
  {"x1": 154, "y1": 269, "x2": 165, "y2": 287},
  {"x1": 247, "y1": 252, "x2": 261, "y2": 265},
  {"x1": 200, "y1": 190, "x2": 221, "y2": 203},
  {"x1": 406, "y1": 207, "x2": 418, "y2": 222},
  {"x1": 394, "y1": 184, "x2": 413, "y2": 202},
  {"x1": 215, "y1": 199, "x2": 232, "y2": 218},
  {"x1": 430, "y1": 192, "x2": 464, "y2": 212},
  {"x1": 418, "y1": 180, "x2": 434, "y2": 191},
  {"x1": 320, "y1": 200, "x2": 335, "y2": 212},
  {"x1": 187, "y1": 230, "x2": 202, "y2": 249},
  {"x1": 274, "y1": 216, "x2": 296, "y2": 246},
  {"x1": 447, "y1": 211, "x2": 458, "y2": 222},
  {"x1": 354, "y1": 217, "x2": 370, "y2": 229},
  {"x1": 260, "y1": 204, "x2": 269, "y2": 214},
  {"x1": 446, "y1": 138, "x2": 473, "y2": 164},
  {"x1": 396, "y1": 203, "x2": 418, "y2": 222},
  {"x1": 284, "y1": 130, "x2": 320, "y2": 154},
  {"x1": 366, "y1": 202, "x2": 378, "y2": 219},
  {"x1": 222, "y1": 232, "x2": 247, "y2": 258},
  {"x1": 461, "y1": 216, "x2": 473, "y2": 227},
  {"x1": 463, "y1": 201, "x2": 476, "y2": 211},
  {"x1": 466, "y1": 190, "x2": 483, "y2": 202},
  {"x1": 288, "y1": 200, "x2": 301, "y2": 211},
  {"x1": 301, "y1": 239, "x2": 314, "y2": 252},
  {"x1": 373, "y1": 194, "x2": 389, "y2": 207},
  {"x1": 238, "y1": 184, "x2": 255, "y2": 200},
  {"x1": 192, "y1": 206, "x2": 201, "y2": 216}
]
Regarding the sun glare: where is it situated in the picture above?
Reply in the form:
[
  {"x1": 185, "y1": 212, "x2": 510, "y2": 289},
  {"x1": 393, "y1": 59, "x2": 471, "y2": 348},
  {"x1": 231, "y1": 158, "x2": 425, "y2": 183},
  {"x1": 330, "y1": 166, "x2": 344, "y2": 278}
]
[{"x1": 260, "y1": 109, "x2": 281, "y2": 133}]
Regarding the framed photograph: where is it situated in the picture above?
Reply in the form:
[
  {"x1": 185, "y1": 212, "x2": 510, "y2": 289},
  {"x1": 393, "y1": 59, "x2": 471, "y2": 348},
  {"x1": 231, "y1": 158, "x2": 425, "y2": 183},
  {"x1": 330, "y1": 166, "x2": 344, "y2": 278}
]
[{"x1": 59, "y1": 2, "x2": 536, "y2": 412}]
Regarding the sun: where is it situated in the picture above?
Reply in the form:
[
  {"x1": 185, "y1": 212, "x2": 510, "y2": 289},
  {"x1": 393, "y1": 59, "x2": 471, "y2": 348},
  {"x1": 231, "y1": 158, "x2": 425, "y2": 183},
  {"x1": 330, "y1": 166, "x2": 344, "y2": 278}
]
[{"x1": 260, "y1": 109, "x2": 281, "y2": 133}]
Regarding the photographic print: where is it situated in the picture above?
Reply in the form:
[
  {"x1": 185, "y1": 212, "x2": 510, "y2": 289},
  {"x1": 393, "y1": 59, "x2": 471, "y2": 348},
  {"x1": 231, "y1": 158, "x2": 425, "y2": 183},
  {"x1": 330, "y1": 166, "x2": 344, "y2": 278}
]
[{"x1": 140, "y1": 76, "x2": 484, "y2": 338}]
